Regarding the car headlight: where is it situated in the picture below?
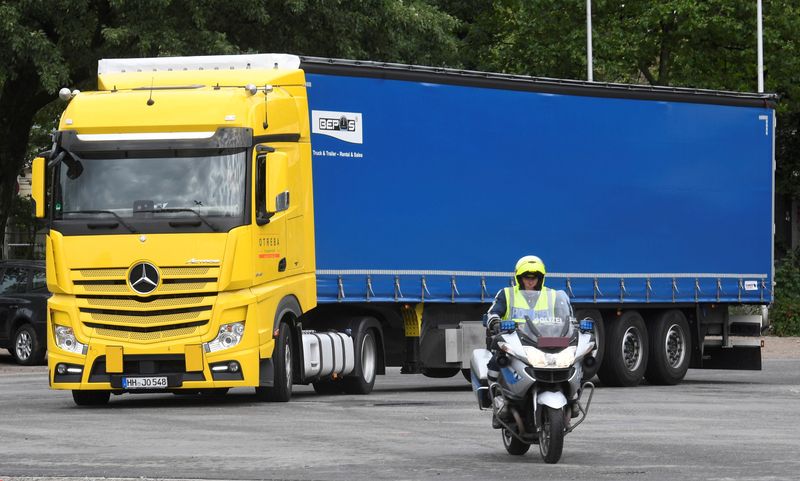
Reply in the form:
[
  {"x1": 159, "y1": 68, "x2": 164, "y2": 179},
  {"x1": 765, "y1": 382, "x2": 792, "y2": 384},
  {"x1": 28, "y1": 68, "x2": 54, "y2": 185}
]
[
  {"x1": 54, "y1": 326, "x2": 87, "y2": 355},
  {"x1": 204, "y1": 322, "x2": 245, "y2": 353}
]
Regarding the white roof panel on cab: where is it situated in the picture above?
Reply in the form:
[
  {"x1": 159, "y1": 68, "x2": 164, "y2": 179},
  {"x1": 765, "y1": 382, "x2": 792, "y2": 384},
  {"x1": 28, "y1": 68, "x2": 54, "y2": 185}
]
[{"x1": 98, "y1": 54, "x2": 300, "y2": 75}]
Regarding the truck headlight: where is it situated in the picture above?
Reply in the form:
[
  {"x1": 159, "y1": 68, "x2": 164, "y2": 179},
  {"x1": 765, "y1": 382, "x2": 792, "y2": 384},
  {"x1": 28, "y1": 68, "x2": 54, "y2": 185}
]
[
  {"x1": 204, "y1": 322, "x2": 245, "y2": 353},
  {"x1": 54, "y1": 326, "x2": 88, "y2": 355}
]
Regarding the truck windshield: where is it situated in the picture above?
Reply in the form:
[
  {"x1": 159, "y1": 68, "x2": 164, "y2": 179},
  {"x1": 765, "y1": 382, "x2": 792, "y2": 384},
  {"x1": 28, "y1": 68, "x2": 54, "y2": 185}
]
[{"x1": 55, "y1": 151, "x2": 246, "y2": 223}]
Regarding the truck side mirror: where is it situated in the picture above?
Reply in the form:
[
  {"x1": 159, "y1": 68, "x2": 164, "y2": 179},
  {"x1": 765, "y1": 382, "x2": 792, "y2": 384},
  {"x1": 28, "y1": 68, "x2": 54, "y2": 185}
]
[
  {"x1": 31, "y1": 157, "x2": 46, "y2": 218},
  {"x1": 266, "y1": 151, "x2": 289, "y2": 213}
]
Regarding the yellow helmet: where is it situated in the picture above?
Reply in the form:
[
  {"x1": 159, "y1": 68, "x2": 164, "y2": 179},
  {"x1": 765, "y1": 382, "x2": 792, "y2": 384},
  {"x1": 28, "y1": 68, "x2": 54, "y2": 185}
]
[{"x1": 515, "y1": 255, "x2": 546, "y2": 289}]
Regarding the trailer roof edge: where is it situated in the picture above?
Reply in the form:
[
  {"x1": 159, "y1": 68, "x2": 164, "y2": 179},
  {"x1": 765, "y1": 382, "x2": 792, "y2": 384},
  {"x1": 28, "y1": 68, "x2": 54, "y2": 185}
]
[{"x1": 300, "y1": 57, "x2": 778, "y2": 109}]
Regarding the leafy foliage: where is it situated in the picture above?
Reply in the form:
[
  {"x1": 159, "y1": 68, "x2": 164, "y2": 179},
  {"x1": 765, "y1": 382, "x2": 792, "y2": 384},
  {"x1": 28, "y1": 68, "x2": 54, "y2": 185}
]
[{"x1": 772, "y1": 249, "x2": 800, "y2": 336}]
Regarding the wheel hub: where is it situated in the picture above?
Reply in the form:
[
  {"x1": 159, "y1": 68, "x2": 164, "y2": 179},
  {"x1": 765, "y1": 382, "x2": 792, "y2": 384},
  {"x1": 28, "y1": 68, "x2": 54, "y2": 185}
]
[{"x1": 15, "y1": 331, "x2": 32, "y2": 361}]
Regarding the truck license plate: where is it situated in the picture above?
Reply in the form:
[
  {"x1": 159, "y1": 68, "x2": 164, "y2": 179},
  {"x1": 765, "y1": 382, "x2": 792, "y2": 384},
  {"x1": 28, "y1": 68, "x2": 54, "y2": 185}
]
[{"x1": 122, "y1": 376, "x2": 168, "y2": 389}]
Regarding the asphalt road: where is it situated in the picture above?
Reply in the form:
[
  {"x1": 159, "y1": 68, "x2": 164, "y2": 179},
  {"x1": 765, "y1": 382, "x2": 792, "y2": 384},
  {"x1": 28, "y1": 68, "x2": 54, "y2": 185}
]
[{"x1": 0, "y1": 350, "x2": 798, "y2": 481}]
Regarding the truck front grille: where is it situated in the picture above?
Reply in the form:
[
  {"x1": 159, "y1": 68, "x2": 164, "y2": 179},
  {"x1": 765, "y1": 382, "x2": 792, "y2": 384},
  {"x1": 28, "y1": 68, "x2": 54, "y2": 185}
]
[{"x1": 71, "y1": 266, "x2": 219, "y2": 296}]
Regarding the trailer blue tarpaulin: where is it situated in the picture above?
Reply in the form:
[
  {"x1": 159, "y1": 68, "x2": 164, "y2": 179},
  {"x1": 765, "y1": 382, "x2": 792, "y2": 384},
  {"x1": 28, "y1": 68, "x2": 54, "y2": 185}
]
[{"x1": 303, "y1": 62, "x2": 774, "y2": 306}]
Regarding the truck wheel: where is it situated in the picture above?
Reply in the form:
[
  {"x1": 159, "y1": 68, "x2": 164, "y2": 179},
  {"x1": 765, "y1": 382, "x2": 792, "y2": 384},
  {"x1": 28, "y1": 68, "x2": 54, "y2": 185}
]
[
  {"x1": 421, "y1": 367, "x2": 460, "y2": 378},
  {"x1": 597, "y1": 310, "x2": 648, "y2": 387},
  {"x1": 343, "y1": 328, "x2": 378, "y2": 394},
  {"x1": 12, "y1": 324, "x2": 46, "y2": 366},
  {"x1": 538, "y1": 406, "x2": 565, "y2": 464},
  {"x1": 313, "y1": 379, "x2": 344, "y2": 395},
  {"x1": 255, "y1": 321, "x2": 293, "y2": 402},
  {"x1": 502, "y1": 427, "x2": 530, "y2": 455},
  {"x1": 72, "y1": 390, "x2": 110, "y2": 406},
  {"x1": 574, "y1": 309, "x2": 604, "y2": 382},
  {"x1": 645, "y1": 310, "x2": 691, "y2": 385}
]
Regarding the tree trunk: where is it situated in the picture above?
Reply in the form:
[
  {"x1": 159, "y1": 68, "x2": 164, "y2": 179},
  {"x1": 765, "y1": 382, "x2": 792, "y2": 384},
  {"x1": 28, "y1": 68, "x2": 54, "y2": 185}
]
[{"x1": 0, "y1": 62, "x2": 54, "y2": 259}]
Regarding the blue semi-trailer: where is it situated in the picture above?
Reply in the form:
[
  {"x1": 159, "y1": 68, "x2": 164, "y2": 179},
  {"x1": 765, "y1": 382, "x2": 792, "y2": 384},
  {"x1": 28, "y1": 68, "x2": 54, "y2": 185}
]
[{"x1": 300, "y1": 57, "x2": 775, "y2": 387}]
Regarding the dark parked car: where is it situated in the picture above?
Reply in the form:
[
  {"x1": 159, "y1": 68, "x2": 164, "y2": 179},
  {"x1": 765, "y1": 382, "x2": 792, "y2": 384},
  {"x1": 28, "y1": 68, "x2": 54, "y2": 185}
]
[{"x1": 0, "y1": 260, "x2": 49, "y2": 365}]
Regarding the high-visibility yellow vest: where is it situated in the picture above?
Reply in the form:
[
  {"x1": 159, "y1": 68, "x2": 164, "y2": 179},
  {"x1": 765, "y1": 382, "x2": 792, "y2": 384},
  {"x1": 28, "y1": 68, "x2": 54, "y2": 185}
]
[{"x1": 501, "y1": 286, "x2": 556, "y2": 323}]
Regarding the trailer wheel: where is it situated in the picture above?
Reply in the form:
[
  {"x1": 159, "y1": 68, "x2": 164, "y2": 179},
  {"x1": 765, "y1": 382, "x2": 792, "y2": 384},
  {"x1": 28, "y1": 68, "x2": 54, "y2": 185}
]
[
  {"x1": 72, "y1": 390, "x2": 110, "y2": 406},
  {"x1": 342, "y1": 328, "x2": 378, "y2": 394},
  {"x1": 255, "y1": 321, "x2": 293, "y2": 402},
  {"x1": 597, "y1": 310, "x2": 648, "y2": 387},
  {"x1": 574, "y1": 309, "x2": 604, "y2": 381},
  {"x1": 645, "y1": 310, "x2": 691, "y2": 385}
]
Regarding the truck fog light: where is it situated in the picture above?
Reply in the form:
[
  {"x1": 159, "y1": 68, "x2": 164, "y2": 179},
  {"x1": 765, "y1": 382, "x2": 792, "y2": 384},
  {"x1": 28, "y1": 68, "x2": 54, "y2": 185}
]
[
  {"x1": 228, "y1": 361, "x2": 240, "y2": 373},
  {"x1": 54, "y1": 326, "x2": 88, "y2": 354},
  {"x1": 204, "y1": 322, "x2": 245, "y2": 353},
  {"x1": 56, "y1": 364, "x2": 68, "y2": 375}
]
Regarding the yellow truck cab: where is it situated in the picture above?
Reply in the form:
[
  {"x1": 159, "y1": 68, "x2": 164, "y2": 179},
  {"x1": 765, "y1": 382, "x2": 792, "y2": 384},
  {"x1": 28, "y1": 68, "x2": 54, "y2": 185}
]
[{"x1": 33, "y1": 54, "x2": 376, "y2": 405}]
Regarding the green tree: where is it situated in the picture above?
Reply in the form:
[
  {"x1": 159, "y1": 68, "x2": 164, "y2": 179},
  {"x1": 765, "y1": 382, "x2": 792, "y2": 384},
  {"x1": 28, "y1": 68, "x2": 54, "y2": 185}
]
[{"x1": 0, "y1": 0, "x2": 460, "y2": 259}]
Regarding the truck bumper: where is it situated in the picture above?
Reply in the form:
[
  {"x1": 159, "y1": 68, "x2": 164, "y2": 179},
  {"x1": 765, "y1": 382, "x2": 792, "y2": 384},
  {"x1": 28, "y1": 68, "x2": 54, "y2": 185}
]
[{"x1": 48, "y1": 341, "x2": 269, "y2": 391}]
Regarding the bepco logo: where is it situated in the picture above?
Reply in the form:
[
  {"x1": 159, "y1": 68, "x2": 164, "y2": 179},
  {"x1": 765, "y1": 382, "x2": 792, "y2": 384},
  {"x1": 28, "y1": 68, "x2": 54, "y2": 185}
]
[
  {"x1": 319, "y1": 116, "x2": 357, "y2": 132},
  {"x1": 312, "y1": 110, "x2": 363, "y2": 144}
]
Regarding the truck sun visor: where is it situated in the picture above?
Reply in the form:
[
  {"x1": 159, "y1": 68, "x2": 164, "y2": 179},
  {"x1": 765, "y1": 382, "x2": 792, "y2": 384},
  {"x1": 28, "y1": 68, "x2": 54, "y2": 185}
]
[{"x1": 55, "y1": 127, "x2": 254, "y2": 154}]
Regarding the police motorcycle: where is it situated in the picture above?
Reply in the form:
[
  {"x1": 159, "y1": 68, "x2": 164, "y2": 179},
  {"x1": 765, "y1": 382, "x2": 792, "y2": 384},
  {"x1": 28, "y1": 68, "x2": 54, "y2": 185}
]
[{"x1": 471, "y1": 289, "x2": 596, "y2": 464}]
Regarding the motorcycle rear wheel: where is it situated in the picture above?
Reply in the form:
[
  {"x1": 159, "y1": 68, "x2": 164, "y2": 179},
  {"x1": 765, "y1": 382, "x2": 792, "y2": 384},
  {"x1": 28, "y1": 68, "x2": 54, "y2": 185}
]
[
  {"x1": 538, "y1": 406, "x2": 565, "y2": 464},
  {"x1": 501, "y1": 427, "x2": 530, "y2": 455}
]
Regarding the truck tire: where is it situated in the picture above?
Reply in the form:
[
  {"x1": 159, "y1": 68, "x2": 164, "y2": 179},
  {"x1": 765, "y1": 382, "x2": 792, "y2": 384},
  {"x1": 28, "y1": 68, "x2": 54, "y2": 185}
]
[
  {"x1": 72, "y1": 390, "x2": 110, "y2": 406},
  {"x1": 11, "y1": 323, "x2": 46, "y2": 366},
  {"x1": 343, "y1": 328, "x2": 378, "y2": 394},
  {"x1": 597, "y1": 310, "x2": 648, "y2": 387},
  {"x1": 574, "y1": 309, "x2": 604, "y2": 381},
  {"x1": 421, "y1": 368, "x2": 460, "y2": 378},
  {"x1": 255, "y1": 321, "x2": 293, "y2": 402},
  {"x1": 313, "y1": 379, "x2": 344, "y2": 395},
  {"x1": 645, "y1": 310, "x2": 691, "y2": 385}
]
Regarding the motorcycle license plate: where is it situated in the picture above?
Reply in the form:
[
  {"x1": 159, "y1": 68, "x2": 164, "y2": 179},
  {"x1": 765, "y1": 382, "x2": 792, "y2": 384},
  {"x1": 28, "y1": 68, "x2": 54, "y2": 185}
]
[{"x1": 122, "y1": 376, "x2": 168, "y2": 389}]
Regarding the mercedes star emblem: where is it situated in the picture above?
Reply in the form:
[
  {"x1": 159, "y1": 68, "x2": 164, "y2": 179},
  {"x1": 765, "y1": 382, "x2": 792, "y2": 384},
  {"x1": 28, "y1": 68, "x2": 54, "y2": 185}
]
[{"x1": 128, "y1": 262, "x2": 160, "y2": 295}]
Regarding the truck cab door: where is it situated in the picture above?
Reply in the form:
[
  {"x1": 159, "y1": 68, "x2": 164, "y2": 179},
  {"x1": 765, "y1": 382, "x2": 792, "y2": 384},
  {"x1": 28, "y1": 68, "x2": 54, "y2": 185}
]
[{"x1": 253, "y1": 146, "x2": 290, "y2": 283}]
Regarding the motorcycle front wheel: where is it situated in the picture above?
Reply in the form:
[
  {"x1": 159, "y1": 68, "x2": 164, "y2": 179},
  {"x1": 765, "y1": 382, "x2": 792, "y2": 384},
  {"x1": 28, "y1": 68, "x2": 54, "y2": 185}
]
[
  {"x1": 501, "y1": 427, "x2": 530, "y2": 455},
  {"x1": 538, "y1": 406, "x2": 565, "y2": 464}
]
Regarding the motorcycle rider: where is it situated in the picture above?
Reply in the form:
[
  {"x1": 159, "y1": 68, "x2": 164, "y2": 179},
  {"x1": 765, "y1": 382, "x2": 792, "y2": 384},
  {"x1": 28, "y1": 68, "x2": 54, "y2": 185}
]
[{"x1": 484, "y1": 255, "x2": 570, "y2": 428}]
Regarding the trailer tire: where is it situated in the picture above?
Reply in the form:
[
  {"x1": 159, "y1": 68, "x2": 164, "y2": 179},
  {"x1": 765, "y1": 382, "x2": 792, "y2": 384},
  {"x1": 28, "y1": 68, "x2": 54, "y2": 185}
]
[
  {"x1": 574, "y1": 309, "x2": 604, "y2": 381},
  {"x1": 645, "y1": 310, "x2": 691, "y2": 385},
  {"x1": 421, "y1": 368, "x2": 461, "y2": 378},
  {"x1": 342, "y1": 328, "x2": 378, "y2": 394},
  {"x1": 597, "y1": 310, "x2": 648, "y2": 387},
  {"x1": 72, "y1": 390, "x2": 110, "y2": 406},
  {"x1": 255, "y1": 321, "x2": 293, "y2": 402}
]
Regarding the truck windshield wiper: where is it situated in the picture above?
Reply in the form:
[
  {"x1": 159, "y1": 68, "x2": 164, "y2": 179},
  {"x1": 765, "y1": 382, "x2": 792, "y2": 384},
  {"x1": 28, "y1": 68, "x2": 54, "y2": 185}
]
[
  {"x1": 137, "y1": 208, "x2": 220, "y2": 232},
  {"x1": 61, "y1": 210, "x2": 138, "y2": 233}
]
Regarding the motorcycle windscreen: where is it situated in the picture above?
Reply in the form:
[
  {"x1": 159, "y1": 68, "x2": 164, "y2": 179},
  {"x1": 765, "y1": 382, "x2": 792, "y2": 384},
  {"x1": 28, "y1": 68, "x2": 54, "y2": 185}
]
[{"x1": 518, "y1": 289, "x2": 574, "y2": 338}]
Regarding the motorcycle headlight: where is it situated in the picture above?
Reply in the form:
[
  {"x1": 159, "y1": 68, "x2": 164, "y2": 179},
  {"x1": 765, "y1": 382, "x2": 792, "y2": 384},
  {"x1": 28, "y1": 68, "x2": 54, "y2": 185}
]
[
  {"x1": 204, "y1": 322, "x2": 245, "y2": 353},
  {"x1": 523, "y1": 345, "x2": 577, "y2": 368},
  {"x1": 555, "y1": 346, "x2": 577, "y2": 368},
  {"x1": 54, "y1": 325, "x2": 88, "y2": 355},
  {"x1": 523, "y1": 346, "x2": 547, "y2": 367}
]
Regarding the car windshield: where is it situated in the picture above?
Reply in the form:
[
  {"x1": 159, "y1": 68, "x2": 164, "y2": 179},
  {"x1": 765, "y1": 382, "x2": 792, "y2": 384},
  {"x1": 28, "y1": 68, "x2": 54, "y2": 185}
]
[
  {"x1": 515, "y1": 289, "x2": 574, "y2": 338},
  {"x1": 55, "y1": 151, "x2": 246, "y2": 219}
]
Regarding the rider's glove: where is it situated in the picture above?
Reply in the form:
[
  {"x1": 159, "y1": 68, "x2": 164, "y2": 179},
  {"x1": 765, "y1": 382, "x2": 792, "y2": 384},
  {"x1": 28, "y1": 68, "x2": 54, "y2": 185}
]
[{"x1": 487, "y1": 315, "x2": 501, "y2": 334}]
